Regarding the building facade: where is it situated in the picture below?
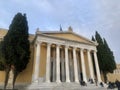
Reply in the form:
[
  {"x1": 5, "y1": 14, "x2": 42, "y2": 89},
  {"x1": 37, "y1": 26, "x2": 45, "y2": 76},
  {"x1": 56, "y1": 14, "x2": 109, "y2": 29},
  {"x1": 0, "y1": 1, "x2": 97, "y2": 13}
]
[{"x1": 0, "y1": 27, "x2": 102, "y2": 86}]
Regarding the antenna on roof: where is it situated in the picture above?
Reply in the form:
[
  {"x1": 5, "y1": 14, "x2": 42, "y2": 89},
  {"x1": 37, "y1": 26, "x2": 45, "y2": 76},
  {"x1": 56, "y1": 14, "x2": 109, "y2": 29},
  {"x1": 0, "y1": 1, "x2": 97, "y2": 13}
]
[{"x1": 60, "y1": 24, "x2": 63, "y2": 31}]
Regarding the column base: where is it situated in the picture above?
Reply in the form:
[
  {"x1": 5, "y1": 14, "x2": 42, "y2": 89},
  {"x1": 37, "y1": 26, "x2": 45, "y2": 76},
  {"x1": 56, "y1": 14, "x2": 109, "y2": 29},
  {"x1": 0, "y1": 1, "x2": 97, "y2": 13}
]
[
  {"x1": 45, "y1": 80, "x2": 50, "y2": 83},
  {"x1": 96, "y1": 80, "x2": 102, "y2": 84},
  {"x1": 83, "y1": 78, "x2": 87, "y2": 83},
  {"x1": 32, "y1": 79, "x2": 39, "y2": 83},
  {"x1": 66, "y1": 79, "x2": 70, "y2": 83},
  {"x1": 75, "y1": 80, "x2": 79, "y2": 83},
  {"x1": 56, "y1": 80, "x2": 61, "y2": 83}
]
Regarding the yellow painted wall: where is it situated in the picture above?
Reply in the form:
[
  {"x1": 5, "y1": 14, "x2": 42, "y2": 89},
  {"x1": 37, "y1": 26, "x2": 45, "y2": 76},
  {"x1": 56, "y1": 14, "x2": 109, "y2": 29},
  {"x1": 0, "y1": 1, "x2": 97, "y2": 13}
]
[
  {"x1": 39, "y1": 44, "x2": 47, "y2": 77},
  {"x1": 107, "y1": 73, "x2": 120, "y2": 82},
  {"x1": 107, "y1": 64, "x2": 120, "y2": 82},
  {"x1": 0, "y1": 71, "x2": 5, "y2": 83}
]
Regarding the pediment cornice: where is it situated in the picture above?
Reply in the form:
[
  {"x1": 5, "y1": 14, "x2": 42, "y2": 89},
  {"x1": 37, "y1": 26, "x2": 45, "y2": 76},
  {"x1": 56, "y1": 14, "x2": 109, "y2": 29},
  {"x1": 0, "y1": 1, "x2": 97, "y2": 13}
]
[{"x1": 35, "y1": 31, "x2": 97, "y2": 46}]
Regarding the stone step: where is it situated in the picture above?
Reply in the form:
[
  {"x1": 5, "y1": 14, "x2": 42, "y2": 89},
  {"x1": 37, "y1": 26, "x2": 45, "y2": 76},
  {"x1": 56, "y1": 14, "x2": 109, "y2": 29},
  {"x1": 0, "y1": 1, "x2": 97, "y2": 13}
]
[
  {"x1": 25, "y1": 82, "x2": 81, "y2": 90},
  {"x1": 24, "y1": 82, "x2": 108, "y2": 90}
]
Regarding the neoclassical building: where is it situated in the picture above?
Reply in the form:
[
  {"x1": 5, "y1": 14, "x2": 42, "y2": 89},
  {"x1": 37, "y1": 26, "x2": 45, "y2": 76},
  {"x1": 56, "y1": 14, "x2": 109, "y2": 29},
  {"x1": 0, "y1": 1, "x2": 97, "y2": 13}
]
[{"x1": 0, "y1": 27, "x2": 102, "y2": 87}]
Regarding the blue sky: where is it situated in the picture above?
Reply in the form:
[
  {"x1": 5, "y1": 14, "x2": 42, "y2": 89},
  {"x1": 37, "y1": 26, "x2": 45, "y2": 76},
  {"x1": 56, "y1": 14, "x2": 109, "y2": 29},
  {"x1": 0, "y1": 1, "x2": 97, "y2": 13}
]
[{"x1": 0, "y1": 0, "x2": 120, "y2": 63}]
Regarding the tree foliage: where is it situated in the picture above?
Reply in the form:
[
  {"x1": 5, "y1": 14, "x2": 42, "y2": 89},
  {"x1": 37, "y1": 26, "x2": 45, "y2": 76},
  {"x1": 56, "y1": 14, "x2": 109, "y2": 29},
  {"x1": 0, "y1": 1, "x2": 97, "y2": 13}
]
[
  {"x1": 93, "y1": 31, "x2": 116, "y2": 82},
  {"x1": 102, "y1": 38, "x2": 116, "y2": 73},
  {"x1": 0, "y1": 41, "x2": 5, "y2": 71},
  {"x1": 1, "y1": 13, "x2": 30, "y2": 89}
]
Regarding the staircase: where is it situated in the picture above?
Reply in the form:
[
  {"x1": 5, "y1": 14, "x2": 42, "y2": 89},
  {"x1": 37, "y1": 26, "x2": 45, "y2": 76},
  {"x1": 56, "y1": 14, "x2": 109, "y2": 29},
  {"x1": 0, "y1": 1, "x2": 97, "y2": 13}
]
[{"x1": 23, "y1": 82, "x2": 108, "y2": 90}]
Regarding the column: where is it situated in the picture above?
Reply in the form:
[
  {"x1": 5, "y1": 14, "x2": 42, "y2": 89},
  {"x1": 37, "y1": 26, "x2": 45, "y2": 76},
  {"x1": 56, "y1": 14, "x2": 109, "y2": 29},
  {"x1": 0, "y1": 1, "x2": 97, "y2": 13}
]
[
  {"x1": 52, "y1": 48, "x2": 56, "y2": 82},
  {"x1": 73, "y1": 47, "x2": 79, "y2": 83},
  {"x1": 80, "y1": 48, "x2": 87, "y2": 82},
  {"x1": 87, "y1": 49, "x2": 94, "y2": 81},
  {"x1": 45, "y1": 43, "x2": 51, "y2": 82},
  {"x1": 65, "y1": 46, "x2": 70, "y2": 82},
  {"x1": 61, "y1": 49, "x2": 65, "y2": 82},
  {"x1": 56, "y1": 44, "x2": 61, "y2": 82},
  {"x1": 33, "y1": 42, "x2": 41, "y2": 83},
  {"x1": 94, "y1": 50, "x2": 102, "y2": 83},
  {"x1": 77, "y1": 52, "x2": 81, "y2": 80},
  {"x1": 69, "y1": 50, "x2": 74, "y2": 81}
]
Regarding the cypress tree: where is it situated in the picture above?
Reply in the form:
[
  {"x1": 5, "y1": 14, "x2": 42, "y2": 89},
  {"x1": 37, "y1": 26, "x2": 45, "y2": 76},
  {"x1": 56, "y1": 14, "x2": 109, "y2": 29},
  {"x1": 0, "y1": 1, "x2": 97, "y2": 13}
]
[
  {"x1": 95, "y1": 31, "x2": 105, "y2": 72},
  {"x1": 0, "y1": 41, "x2": 5, "y2": 71},
  {"x1": 102, "y1": 38, "x2": 116, "y2": 82},
  {"x1": 92, "y1": 36, "x2": 95, "y2": 41},
  {"x1": 94, "y1": 31, "x2": 116, "y2": 83},
  {"x1": 2, "y1": 13, "x2": 30, "y2": 89}
]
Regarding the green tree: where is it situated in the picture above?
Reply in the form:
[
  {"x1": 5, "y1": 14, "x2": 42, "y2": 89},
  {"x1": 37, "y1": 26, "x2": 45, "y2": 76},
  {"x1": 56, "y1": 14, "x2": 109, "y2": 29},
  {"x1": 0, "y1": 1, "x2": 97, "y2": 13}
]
[
  {"x1": 94, "y1": 31, "x2": 116, "y2": 83},
  {"x1": 2, "y1": 13, "x2": 30, "y2": 89},
  {"x1": 102, "y1": 38, "x2": 116, "y2": 82},
  {"x1": 0, "y1": 41, "x2": 5, "y2": 71},
  {"x1": 91, "y1": 36, "x2": 95, "y2": 41},
  {"x1": 1, "y1": 37, "x2": 12, "y2": 89},
  {"x1": 95, "y1": 31, "x2": 105, "y2": 72}
]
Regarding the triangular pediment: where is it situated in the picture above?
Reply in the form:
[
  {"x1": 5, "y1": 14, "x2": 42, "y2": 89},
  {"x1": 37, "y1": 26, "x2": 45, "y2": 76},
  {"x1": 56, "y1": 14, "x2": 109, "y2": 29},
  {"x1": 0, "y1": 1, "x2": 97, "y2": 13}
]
[{"x1": 41, "y1": 31, "x2": 95, "y2": 45}]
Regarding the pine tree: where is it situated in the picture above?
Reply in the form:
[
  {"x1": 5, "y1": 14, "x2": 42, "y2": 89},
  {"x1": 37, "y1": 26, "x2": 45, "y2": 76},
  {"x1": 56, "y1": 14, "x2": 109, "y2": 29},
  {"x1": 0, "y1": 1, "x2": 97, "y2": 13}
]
[{"x1": 2, "y1": 13, "x2": 30, "y2": 89}]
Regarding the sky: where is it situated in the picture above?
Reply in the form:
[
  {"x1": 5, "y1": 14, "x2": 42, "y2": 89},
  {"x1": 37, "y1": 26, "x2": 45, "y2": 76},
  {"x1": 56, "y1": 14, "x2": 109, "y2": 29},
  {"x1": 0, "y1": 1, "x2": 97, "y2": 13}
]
[{"x1": 0, "y1": 0, "x2": 120, "y2": 63}]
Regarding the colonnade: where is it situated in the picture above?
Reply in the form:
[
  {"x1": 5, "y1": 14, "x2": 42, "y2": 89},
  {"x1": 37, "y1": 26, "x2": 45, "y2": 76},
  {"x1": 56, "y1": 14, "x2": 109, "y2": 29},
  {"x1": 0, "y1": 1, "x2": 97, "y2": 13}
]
[{"x1": 33, "y1": 42, "x2": 102, "y2": 83}]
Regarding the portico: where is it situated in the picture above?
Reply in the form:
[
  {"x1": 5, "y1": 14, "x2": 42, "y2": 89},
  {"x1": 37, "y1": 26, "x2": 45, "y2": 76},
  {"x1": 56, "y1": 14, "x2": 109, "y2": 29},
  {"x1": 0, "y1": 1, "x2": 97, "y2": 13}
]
[{"x1": 32, "y1": 30, "x2": 102, "y2": 84}]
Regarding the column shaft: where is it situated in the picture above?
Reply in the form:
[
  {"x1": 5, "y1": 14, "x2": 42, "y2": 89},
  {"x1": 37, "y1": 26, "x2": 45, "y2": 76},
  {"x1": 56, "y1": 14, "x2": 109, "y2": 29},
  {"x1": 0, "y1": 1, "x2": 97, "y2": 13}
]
[
  {"x1": 52, "y1": 59, "x2": 56, "y2": 82},
  {"x1": 61, "y1": 49, "x2": 65, "y2": 81},
  {"x1": 80, "y1": 49, "x2": 87, "y2": 82},
  {"x1": 45, "y1": 43, "x2": 51, "y2": 82},
  {"x1": 52, "y1": 48, "x2": 56, "y2": 82},
  {"x1": 87, "y1": 50, "x2": 94, "y2": 80},
  {"x1": 94, "y1": 51, "x2": 102, "y2": 83},
  {"x1": 56, "y1": 45, "x2": 61, "y2": 82},
  {"x1": 73, "y1": 47, "x2": 79, "y2": 83},
  {"x1": 77, "y1": 52, "x2": 81, "y2": 80},
  {"x1": 65, "y1": 46, "x2": 70, "y2": 82},
  {"x1": 33, "y1": 42, "x2": 41, "y2": 82}
]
